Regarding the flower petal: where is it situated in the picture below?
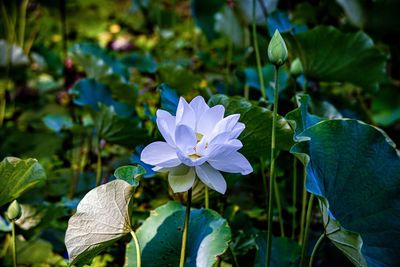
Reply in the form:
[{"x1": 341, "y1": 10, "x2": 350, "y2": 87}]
[
  {"x1": 212, "y1": 114, "x2": 240, "y2": 135},
  {"x1": 195, "y1": 163, "x2": 227, "y2": 194},
  {"x1": 189, "y1": 96, "x2": 209, "y2": 121},
  {"x1": 197, "y1": 105, "x2": 225, "y2": 136},
  {"x1": 141, "y1": 141, "x2": 181, "y2": 168},
  {"x1": 208, "y1": 151, "x2": 253, "y2": 175},
  {"x1": 168, "y1": 165, "x2": 196, "y2": 193},
  {"x1": 207, "y1": 140, "x2": 243, "y2": 158},
  {"x1": 176, "y1": 97, "x2": 196, "y2": 130},
  {"x1": 230, "y1": 122, "x2": 245, "y2": 139},
  {"x1": 175, "y1": 124, "x2": 197, "y2": 155},
  {"x1": 156, "y1": 110, "x2": 176, "y2": 146}
]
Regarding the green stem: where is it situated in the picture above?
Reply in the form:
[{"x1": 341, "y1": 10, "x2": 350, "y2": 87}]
[
  {"x1": 204, "y1": 186, "x2": 209, "y2": 209},
  {"x1": 229, "y1": 245, "x2": 239, "y2": 267},
  {"x1": 252, "y1": 0, "x2": 266, "y2": 99},
  {"x1": 244, "y1": 84, "x2": 249, "y2": 100},
  {"x1": 309, "y1": 233, "x2": 324, "y2": 267},
  {"x1": 300, "y1": 194, "x2": 315, "y2": 267},
  {"x1": 130, "y1": 231, "x2": 141, "y2": 267},
  {"x1": 18, "y1": 0, "x2": 28, "y2": 48},
  {"x1": 260, "y1": 157, "x2": 269, "y2": 222},
  {"x1": 179, "y1": 188, "x2": 192, "y2": 267},
  {"x1": 60, "y1": 0, "x2": 67, "y2": 61},
  {"x1": 0, "y1": 90, "x2": 5, "y2": 127},
  {"x1": 273, "y1": 177, "x2": 285, "y2": 237},
  {"x1": 96, "y1": 139, "x2": 102, "y2": 186},
  {"x1": 11, "y1": 221, "x2": 17, "y2": 267},
  {"x1": 266, "y1": 66, "x2": 280, "y2": 267},
  {"x1": 303, "y1": 79, "x2": 308, "y2": 94},
  {"x1": 299, "y1": 167, "x2": 308, "y2": 244},
  {"x1": 292, "y1": 157, "x2": 298, "y2": 239}
]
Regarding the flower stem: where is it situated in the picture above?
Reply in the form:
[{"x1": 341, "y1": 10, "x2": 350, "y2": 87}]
[
  {"x1": 244, "y1": 84, "x2": 249, "y2": 100},
  {"x1": 229, "y1": 245, "x2": 239, "y2": 267},
  {"x1": 18, "y1": 0, "x2": 28, "y2": 48},
  {"x1": 300, "y1": 194, "x2": 315, "y2": 267},
  {"x1": 292, "y1": 157, "x2": 298, "y2": 239},
  {"x1": 96, "y1": 139, "x2": 102, "y2": 186},
  {"x1": 309, "y1": 233, "x2": 324, "y2": 267},
  {"x1": 260, "y1": 157, "x2": 269, "y2": 222},
  {"x1": 130, "y1": 230, "x2": 141, "y2": 267},
  {"x1": 60, "y1": 0, "x2": 68, "y2": 61},
  {"x1": 179, "y1": 188, "x2": 192, "y2": 267},
  {"x1": 266, "y1": 66, "x2": 280, "y2": 267},
  {"x1": 299, "y1": 167, "x2": 308, "y2": 244},
  {"x1": 11, "y1": 221, "x2": 17, "y2": 267},
  {"x1": 273, "y1": 178, "x2": 285, "y2": 237},
  {"x1": 252, "y1": 0, "x2": 266, "y2": 99},
  {"x1": 204, "y1": 186, "x2": 209, "y2": 209},
  {"x1": 0, "y1": 90, "x2": 6, "y2": 127}
]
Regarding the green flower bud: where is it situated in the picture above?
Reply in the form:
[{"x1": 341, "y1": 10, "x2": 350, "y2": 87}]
[
  {"x1": 268, "y1": 30, "x2": 288, "y2": 66},
  {"x1": 290, "y1": 58, "x2": 303, "y2": 76},
  {"x1": 7, "y1": 200, "x2": 22, "y2": 221}
]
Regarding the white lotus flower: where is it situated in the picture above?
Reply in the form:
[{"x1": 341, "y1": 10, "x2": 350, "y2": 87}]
[{"x1": 141, "y1": 96, "x2": 253, "y2": 194}]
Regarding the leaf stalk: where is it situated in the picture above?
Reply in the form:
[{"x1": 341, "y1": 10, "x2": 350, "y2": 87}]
[
  {"x1": 179, "y1": 188, "x2": 192, "y2": 267},
  {"x1": 11, "y1": 221, "x2": 17, "y2": 267},
  {"x1": 265, "y1": 65, "x2": 280, "y2": 267},
  {"x1": 309, "y1": 233, "x2": 325, "y2": 267},
  {"x1": 300, "y1": 194, "x2": 315, "y2": 267},
  {"x1": 130, "y1": 231, "x2": 141, "y2": 267}
]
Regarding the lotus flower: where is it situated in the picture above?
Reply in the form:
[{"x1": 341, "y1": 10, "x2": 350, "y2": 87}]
[{"x1": 141, "y1": 96, "x2": 253, "y2": 194}]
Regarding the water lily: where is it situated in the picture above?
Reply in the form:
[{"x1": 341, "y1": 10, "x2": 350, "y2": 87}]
[{"x1": 141, "y1": 96, "x2": 253, "y2": 194}]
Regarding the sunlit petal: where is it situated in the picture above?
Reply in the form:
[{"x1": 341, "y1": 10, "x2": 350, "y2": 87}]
[
  {"x1": 212, "y1": 114, "x2": 240, "y2": 136},
  {"x1": 195, "y1": 163, "x2": 227, "y2": 194},
  {"x1": 189, "y1": 96, "x2": 209, "y2": 122},
  {"x1": 197, "y1": 105, "x2": 225, "y2": 136},
  {"x1": 208, "y1": 151, "x2": 253, "y2": 175},
  {"x1": 175, "y1": 124, "x2": 197, "y2": 155},
  {"x1": 168, "y1": 165, "x2": 196, "y2": 193},
  {"x1": 176, "y1": 97, "x2": 196, "y2": 130},
  {"x1": 141, "y1": 141, "x2": 181, "y2": 168},
  {"x1": 156, "y1": 109, "x2": 176, "y2": 146},
  {"x1": 230, "y1": 122, "x2": 245, "y2": 139}
]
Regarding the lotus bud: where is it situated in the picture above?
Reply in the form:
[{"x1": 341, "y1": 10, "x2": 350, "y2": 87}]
[
  {"x1": 268, "y1": 30, "x2": 288, "y2": 66},
  {"x1": 7, "y1": 200, "x2": 22, "y2": 221},
  {"x1": 290, "y1": 58, "x2": 303, "y2": 76}
]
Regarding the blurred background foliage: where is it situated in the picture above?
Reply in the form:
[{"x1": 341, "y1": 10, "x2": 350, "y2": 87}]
[{"x1": 0, "y1": 0, "x2": 399, "y2": 266}]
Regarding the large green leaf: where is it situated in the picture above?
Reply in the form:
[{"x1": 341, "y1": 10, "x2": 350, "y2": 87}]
[
  {"x1": 208, "y1": 95, "x2": 294, "y2": 161},
  {"x1": 4, "y1": 238, "x2": 65, "y2": 266},
  {"x1": 285, "y1": 94, "x2": 322, "y2": 139},
  {"x1": 214, "y1": 6, "x2": 249, "y2": 48},
  {"x1": 191, "y1": 0, "x2": 225, "y2": 40},
  {"x1": 94, "y1": 104, "x2": 150, "y2": 147},
  {"x1": 122, "y1": 52, "x2": 158, "y2": 74},
  {"x1": 254, "y1": 233, "x2": 301, "y2": 267},
  {"x1": 114, "y1": 165, "x2": 146, "y2": 187},
  {"x1": 125, "y1": 201, "x2": 231, "y2": 267},
  {"x1": 291, "y1": 119, "x2": 400, "y2": 266},
  {"x1": 371, "y1": 85, "x2": 400, "y2": 126},
  {"x1": 0, "y1": 157, "x2": 46, "y2": 207},
  {"x1": 65, "y1": 180, "x2": 137, "y2": 266},
  {"x1": 288, "y1": 26, "x2": 388, "y2": 91},
  {"x1": 71, "y1": 43, "x2": 137, "y2": 106},
  {"x1": 71, "y1": 79, "x2": 133, "y2": 117},
  {"x1": 71, "y1": 43, "x2": 128, "y2": 79}
]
